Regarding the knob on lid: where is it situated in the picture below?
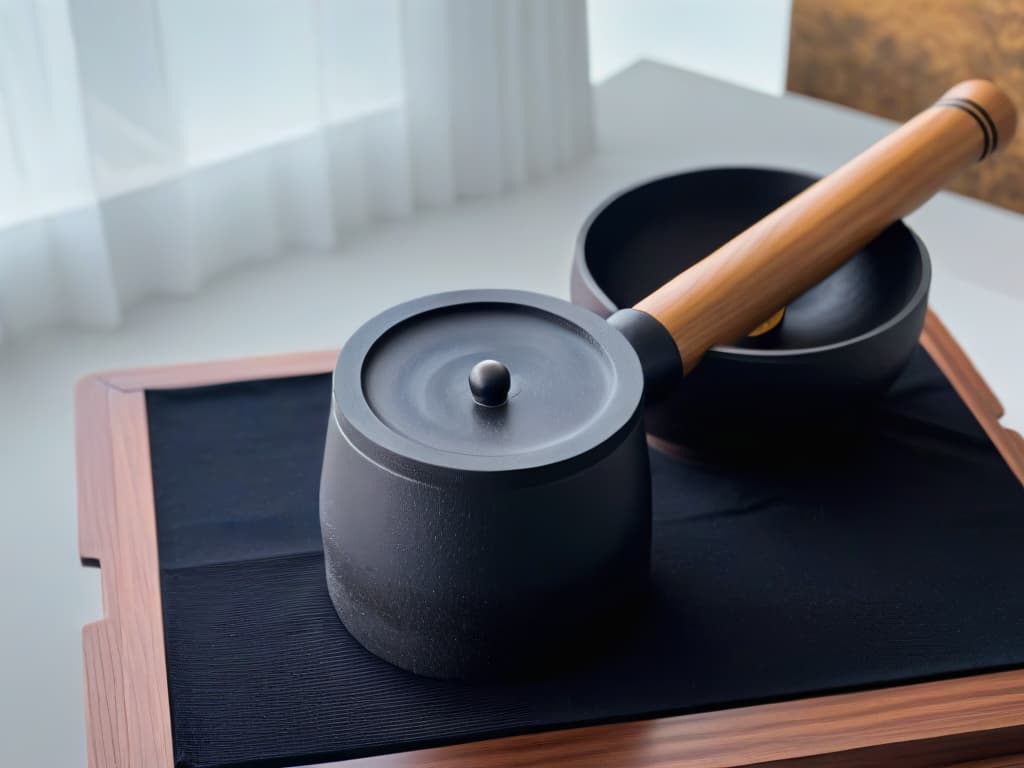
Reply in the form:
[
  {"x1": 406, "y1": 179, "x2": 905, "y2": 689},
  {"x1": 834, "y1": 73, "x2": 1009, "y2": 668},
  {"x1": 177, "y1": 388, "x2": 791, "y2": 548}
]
[{"x1": 469, "y1": 359, "x2": 511, "y2": 407}]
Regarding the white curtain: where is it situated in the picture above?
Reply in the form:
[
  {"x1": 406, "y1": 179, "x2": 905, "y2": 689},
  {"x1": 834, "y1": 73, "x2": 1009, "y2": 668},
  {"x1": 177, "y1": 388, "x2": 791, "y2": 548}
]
[{"x1": 0, "y1": 0, "x2": 593, "y2": 346}]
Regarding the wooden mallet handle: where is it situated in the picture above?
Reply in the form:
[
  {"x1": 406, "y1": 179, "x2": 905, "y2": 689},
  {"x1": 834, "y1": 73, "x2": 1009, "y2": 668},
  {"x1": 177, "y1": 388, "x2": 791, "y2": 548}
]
[{"x1": 634, "y1": 79, "x2": 1017, "y2": 374}]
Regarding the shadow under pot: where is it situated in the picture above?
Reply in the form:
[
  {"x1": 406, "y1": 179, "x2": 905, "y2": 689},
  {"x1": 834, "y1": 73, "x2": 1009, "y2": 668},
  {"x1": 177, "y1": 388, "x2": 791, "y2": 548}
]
[{"x1": 571, "y1": 167, "x2": 931, "y2": 458}]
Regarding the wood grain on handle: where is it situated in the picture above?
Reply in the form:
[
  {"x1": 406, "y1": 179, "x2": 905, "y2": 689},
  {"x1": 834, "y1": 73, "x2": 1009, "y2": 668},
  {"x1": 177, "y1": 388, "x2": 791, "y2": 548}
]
[{"x1": 635, "y1": 79, "x2": 1017, "y2": 373}]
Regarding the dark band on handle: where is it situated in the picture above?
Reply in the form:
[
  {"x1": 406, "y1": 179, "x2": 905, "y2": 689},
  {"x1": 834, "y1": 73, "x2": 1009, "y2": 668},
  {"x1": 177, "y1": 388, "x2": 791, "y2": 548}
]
[
  {"x1": 607, "y1": 308, "x2": 683, "y2": 399},
  {"x1": 936, "y1": 97, "x2": 1000, "y2": 160}
]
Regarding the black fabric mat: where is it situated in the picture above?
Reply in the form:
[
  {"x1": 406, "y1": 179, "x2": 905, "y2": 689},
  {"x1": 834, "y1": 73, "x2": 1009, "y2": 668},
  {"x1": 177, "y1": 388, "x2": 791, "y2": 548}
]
[{"x1": 147, "y1": 347, "x2": 1024, "y2": 768}]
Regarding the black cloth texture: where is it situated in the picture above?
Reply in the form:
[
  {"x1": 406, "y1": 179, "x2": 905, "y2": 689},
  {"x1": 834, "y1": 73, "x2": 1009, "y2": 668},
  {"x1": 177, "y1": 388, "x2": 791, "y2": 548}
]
[{"x1": 146, "y1": 346, "x2": 1024, "y2": 768}]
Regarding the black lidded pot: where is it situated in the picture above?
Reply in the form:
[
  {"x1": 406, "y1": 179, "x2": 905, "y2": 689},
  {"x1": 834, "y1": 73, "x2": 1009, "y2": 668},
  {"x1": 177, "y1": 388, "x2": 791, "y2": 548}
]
[{"x1": 320, "y1": 289, "x2": 651, "y2": 680}]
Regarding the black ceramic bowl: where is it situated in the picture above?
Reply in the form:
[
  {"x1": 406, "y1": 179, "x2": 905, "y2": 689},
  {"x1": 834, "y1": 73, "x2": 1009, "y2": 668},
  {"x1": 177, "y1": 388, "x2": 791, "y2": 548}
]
[{"x1": 572, "y1": 167, "x2": 931, "y2": 455}]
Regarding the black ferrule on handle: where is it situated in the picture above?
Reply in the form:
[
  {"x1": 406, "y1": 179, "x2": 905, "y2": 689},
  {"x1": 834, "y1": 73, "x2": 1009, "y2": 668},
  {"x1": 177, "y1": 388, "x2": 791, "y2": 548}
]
[{"x1": 608, "y1": 308, "x2": 683, "y2": 401}]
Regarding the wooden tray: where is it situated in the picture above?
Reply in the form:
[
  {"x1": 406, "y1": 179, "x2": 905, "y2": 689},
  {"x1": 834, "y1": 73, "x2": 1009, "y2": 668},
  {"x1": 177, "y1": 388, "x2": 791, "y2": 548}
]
[{"x1": 76, "y1": 309, "x2": 1024, "y2": 768}]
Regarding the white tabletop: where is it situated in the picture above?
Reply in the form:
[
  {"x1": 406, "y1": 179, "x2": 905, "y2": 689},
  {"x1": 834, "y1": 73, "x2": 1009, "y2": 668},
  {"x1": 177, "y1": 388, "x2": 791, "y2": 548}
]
[{"x1": 1, "y1": 61, "x2": 1021, "y2": 766}]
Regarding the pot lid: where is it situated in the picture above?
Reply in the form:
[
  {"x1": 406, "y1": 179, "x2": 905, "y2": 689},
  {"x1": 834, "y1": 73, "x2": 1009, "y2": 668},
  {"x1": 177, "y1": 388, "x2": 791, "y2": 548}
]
[{"x1": 333, "y1": 290, "x2": 644, "y2": 475}]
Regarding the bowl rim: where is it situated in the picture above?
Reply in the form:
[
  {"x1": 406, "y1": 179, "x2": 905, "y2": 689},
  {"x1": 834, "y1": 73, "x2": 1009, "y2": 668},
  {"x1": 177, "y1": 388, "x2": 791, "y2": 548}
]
[{"x1": 574, "y1": 165, "x2": 932, "y2": 361}]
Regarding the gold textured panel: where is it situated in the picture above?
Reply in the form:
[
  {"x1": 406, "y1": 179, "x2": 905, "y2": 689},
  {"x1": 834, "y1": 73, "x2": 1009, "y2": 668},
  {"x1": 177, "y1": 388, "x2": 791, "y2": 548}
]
[{"x1": 788, "y1": 0, "x2": 1024, "y2": 213}]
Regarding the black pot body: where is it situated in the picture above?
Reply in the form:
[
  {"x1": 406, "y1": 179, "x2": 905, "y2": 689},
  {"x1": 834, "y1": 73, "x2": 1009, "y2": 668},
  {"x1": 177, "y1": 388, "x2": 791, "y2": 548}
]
[
  {"x1": 573, "y1": 167, "x2": 931, "y2": 454},
  {"x1": 320, "y1": 290, "x2": 652, "y2": 680},
  {"x1": 320, "y1": 404, "x2": 651, "y2": 679}
]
